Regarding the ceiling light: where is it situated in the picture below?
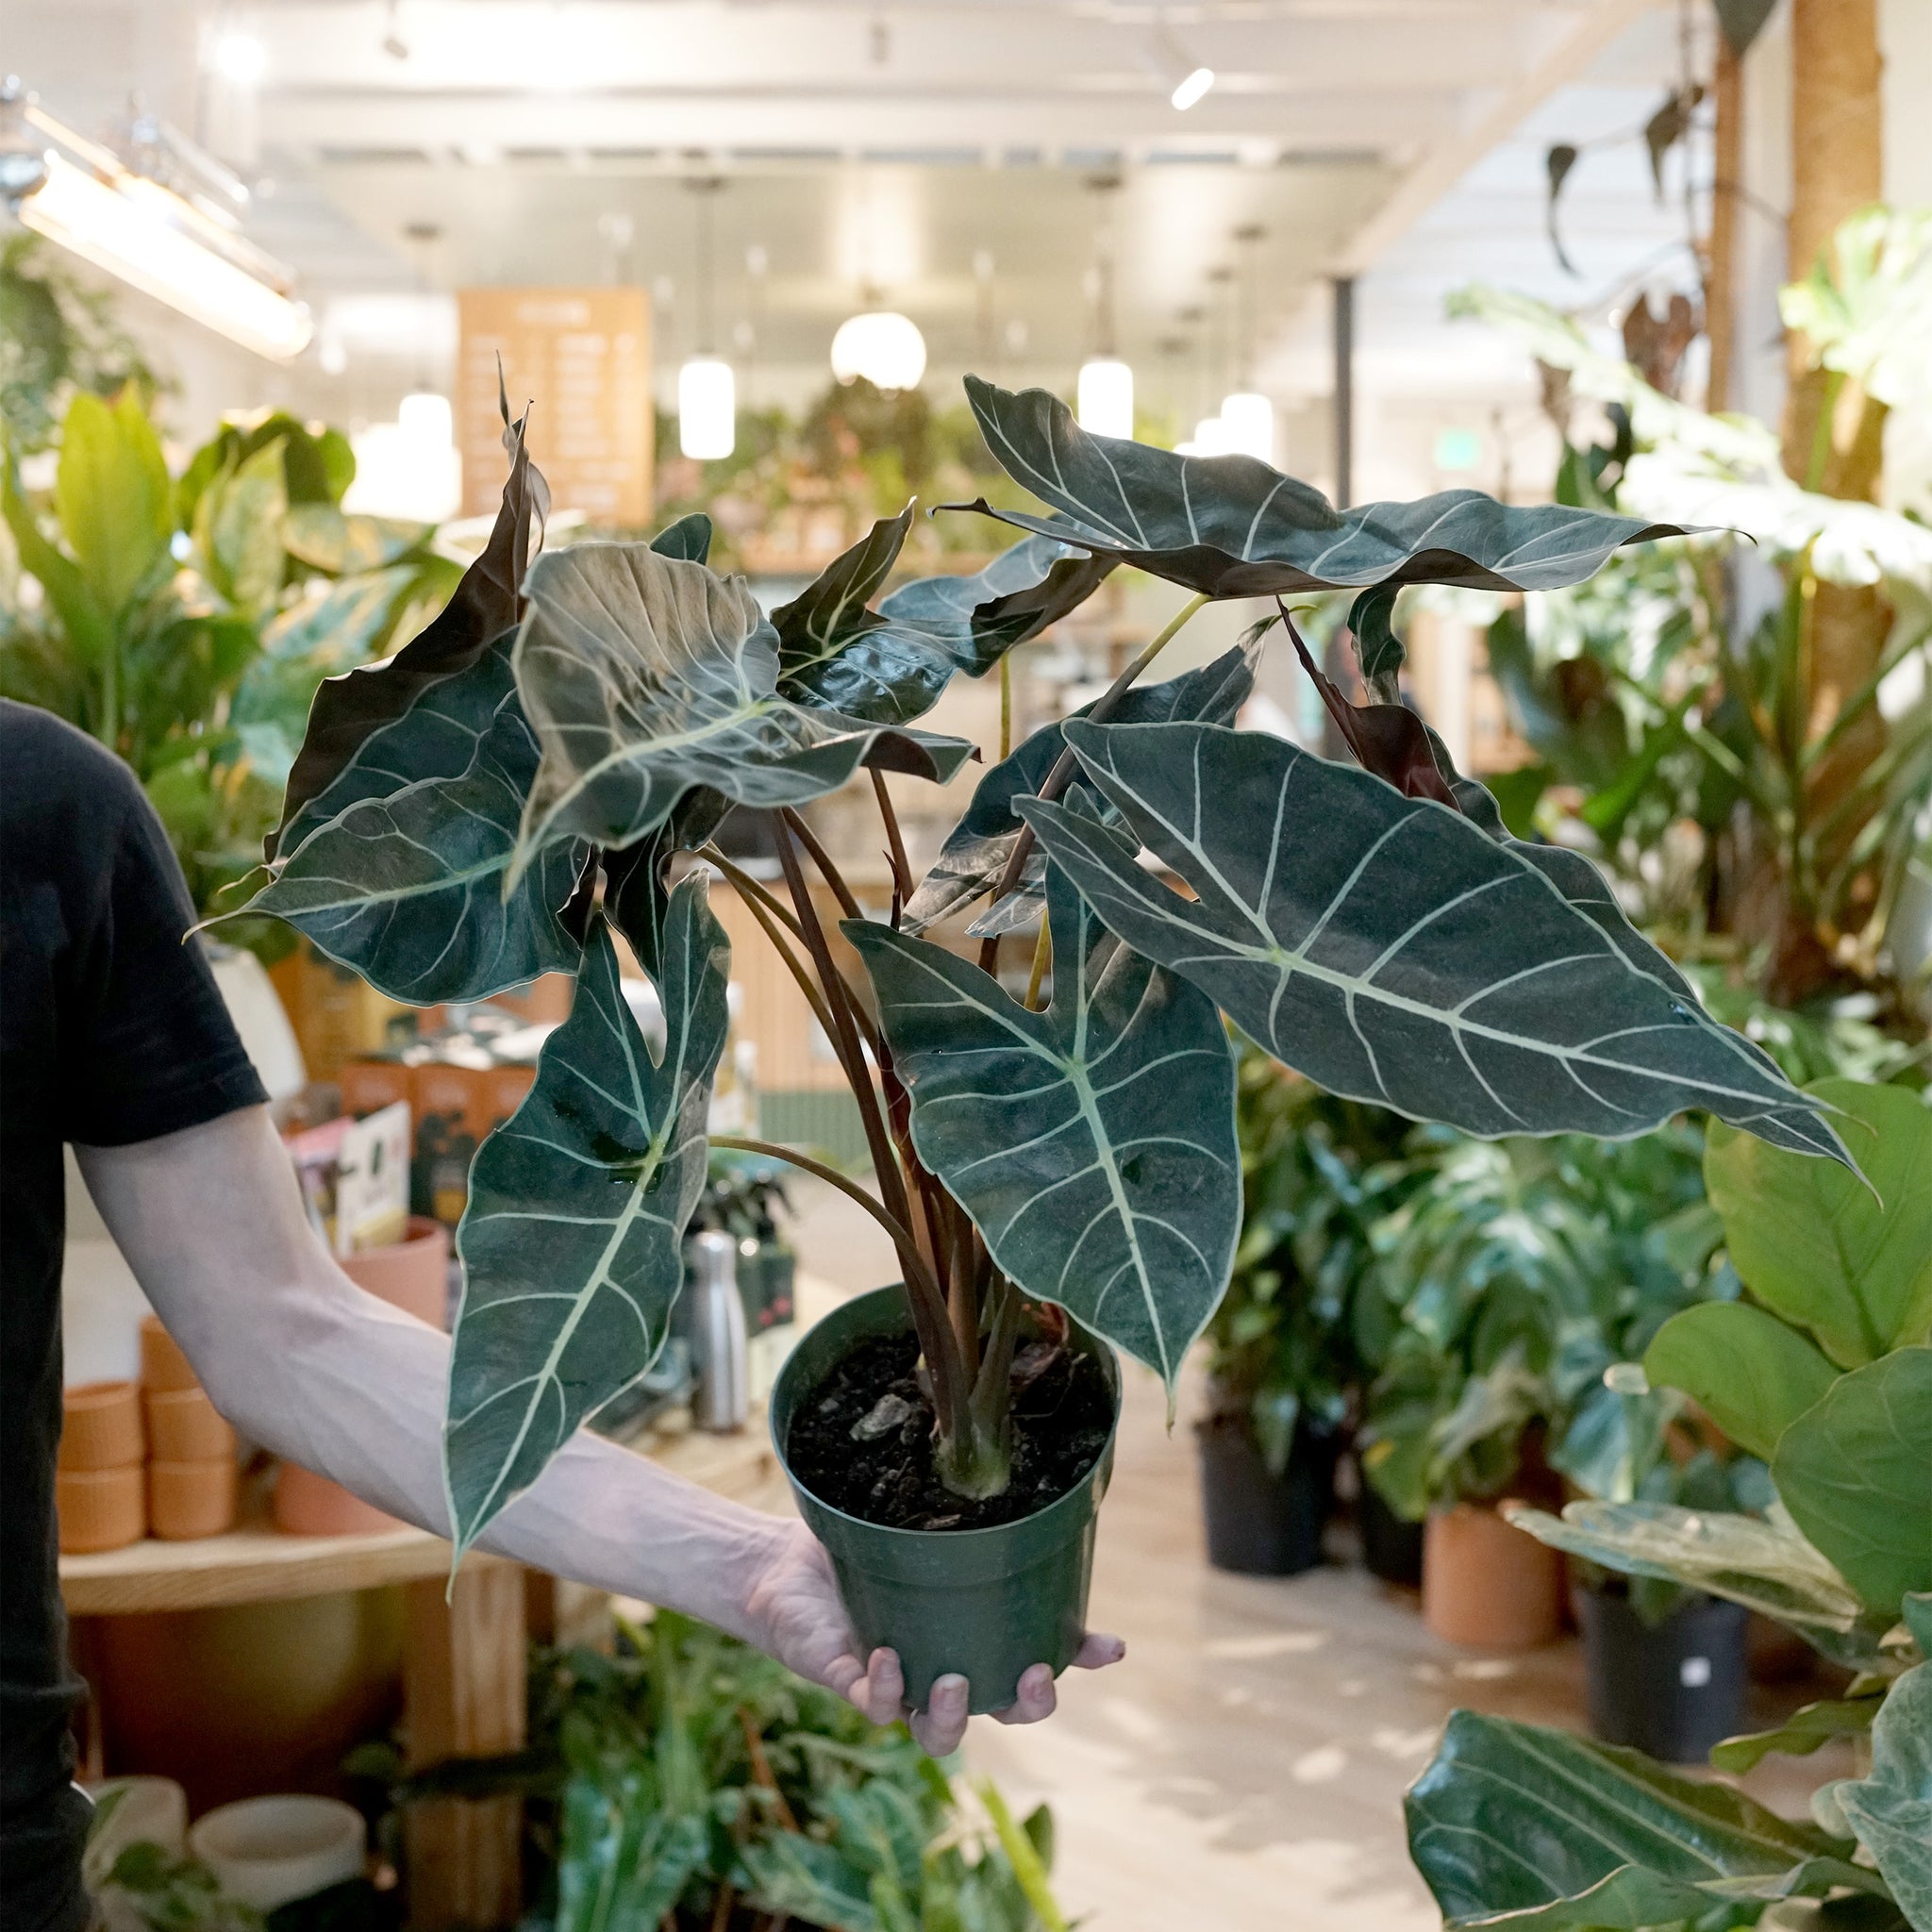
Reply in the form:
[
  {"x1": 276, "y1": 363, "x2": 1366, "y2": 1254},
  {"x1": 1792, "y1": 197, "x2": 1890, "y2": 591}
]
[
  {"x1": 1171, "y1": 66, "x2": 1215, "y2": 111},
  {"x1": 211, "y1": 30, "x2": 268, "y2": 86},
  {"x1": 679, "y1": 357, "x2": 736, "y2": 461},
  {"x1": 1179, "y1": 416, "x2": 1227, "y2": 458},
  {"x1": 346, "y1": 393, "x2": 459, "y2": 522},
  {"x1": 1077, "y1": 358, "x2": 1135, "y2": 441},
  {"x1": 1219, "y1": 391, "x2": 1274, "y2": 461},
  {"x1": 831, "y1": 309, "x2": 926, "y2": 391},
  {"x1": 12, "y1": 147, "x2": 310, "y2": 359}
]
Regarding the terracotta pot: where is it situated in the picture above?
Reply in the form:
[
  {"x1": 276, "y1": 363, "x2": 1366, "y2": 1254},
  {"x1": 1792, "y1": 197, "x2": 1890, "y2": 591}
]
[
  {"x1": 274, "y1": 1463, "x2": 402, "y2": 1538},
  {"x1": 140, "y1": 1316, "x2": 199, "y2": 1393},
  {"x1": 148, "y1": 1457, "x2": 238, "y2": 1541},
  {"x1": 60, "y1": 1381, "x2": 145, "y2": 1472},
  {"x1": 1423, "y1": 1501, "x2": 1565, "y2": 1649},
  {"x1": 340, "y1": 1216, "x2": 449, "y2": 1329},
  {"x1": 143, "y1": 1388, "x2": 238, "y2": 1463},
  {"x1": 58, "y1": 1466, "x2": 147, "y2": 1553}
]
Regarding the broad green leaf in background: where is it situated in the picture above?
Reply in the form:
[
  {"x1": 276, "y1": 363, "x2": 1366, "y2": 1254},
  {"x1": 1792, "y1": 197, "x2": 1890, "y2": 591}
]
[
  {"x1": 1774, "y1": 1347, "x2": 1932, "y2": 1616},
  {"x1": 953, "y1": 376, "x2": 1693, "y2": 598},
  {"x1": 446, "y1": 891, "x2": 728, "y2": 1557},
  {"x1": 1405, "y1": 1709, "x2": 1884, "y2": 1930},
  {"x1": 557, "y1": 1772, "x2": 708, "y2": 1932},
  {"x1": 511, "y1": 542, "x2": 973, "y2": 872},
  {"x1": 1706, "y1": 1079, "x2": 1932, "y2": 1367},
  {"x1": 1643, "y1": 1301, "x2": 1840, "y2": 1461},
  {"x1": 774, "y1": 508, "x2": 1115, "y2": 726},
  {"x1": 0, "y1": 451, "x2": 111, "y2": 661},
  {"x1": 281, "y1": 503, "x2": 432, "y2": 575},
  {"x1": 198, "y1": 439, "x2": 290, "y2": 616},
  {"x1": 845, "y1": 861, "x2": 1240, "y2": 1394},
  {"x1": 257, "y1": 565, "x2": 419, "y2": 674},
  {"x1": 1708, "y1": 1694, "x2": 1885, "y2": 1776},
  {"x1": 54, "y1": 389, "x2": 172, "y2": 618},
  {"x1": 901, "y1": 641, "x2": 1257, "y2": 938},
  {"x1": 270, "y1": 401, "x2": 544, "y2": 857},
  {"x1": 1024, "y1": 721, "x2": 1848, "y2": 1159},
  {"x1": 242, "y1": 635, "x2": 589, "y2": 1004},
  {"x1": 1503, "y1": 1500, "x2": 1875, "y2": 1657},
  {"x1": 1837, "y1": 1661, "x2": 1932, "y2": 1932}
]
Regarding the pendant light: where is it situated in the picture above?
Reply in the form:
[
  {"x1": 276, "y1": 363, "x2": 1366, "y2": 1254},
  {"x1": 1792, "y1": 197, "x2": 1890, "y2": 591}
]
[
  {"x1": 1076, "y1": 174, "x2": 1134, "y2": 440},
  {"x1": 679, "y1": 177, "x2": 735, "y2": 460},
  {"x1": 830, "y1": 302, "x2": 925, "y2": 391},
  {"x1": 1219, "y1": 225, "x2": 1274, "y2": 461}
]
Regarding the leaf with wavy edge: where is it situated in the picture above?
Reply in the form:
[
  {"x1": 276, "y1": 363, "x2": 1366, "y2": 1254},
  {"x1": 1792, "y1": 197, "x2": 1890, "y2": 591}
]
[
  {"x1": 950, "y1": 376, "x2": 1694, "y2": 598},
  {"x1": 1643, "y1": 1301, "x2": 1840, "y2": 1462},
  {"x1": 1837, "y1": 1660, "x2": 1932, "y2": 1930},
  {"x1": 1405, "y1": 1709, "x2": 1881, "y2": 1930},
  {"x1": 445, "y1": 887, "x2": 729, "y2": 1559},
  {"x1": 844, "y1": 861, "x2": 1239, "y2": 1394},
  {"x1": 901, "y1": 641, "x2": 1257, "y2": 939},
  {"x1": 242, "y1": 634, "x2": 588, "y2": 1004},
  {"x1": 774, "y1": 508, "x2": 1114, "y2": 726},
  {"x1": 510, "y1": 542, "x2": 974, "y2": 874},
  {"x1": 1022, "y1": 721, "x2": 1850, "y2": 1160}
]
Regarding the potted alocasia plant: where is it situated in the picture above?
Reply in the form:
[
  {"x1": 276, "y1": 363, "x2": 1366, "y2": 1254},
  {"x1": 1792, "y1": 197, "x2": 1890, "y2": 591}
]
[
  {"x1": 231, "y1": 375, "x2": 1853, "y2": 1714},
  {"x1": 1407, "y1": 1074, "x2": 1931, "y2": 1930}
]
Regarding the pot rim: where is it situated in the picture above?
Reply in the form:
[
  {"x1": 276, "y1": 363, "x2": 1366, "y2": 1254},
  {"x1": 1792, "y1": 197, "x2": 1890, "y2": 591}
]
[{"x1": 772, "y1": 1284, "x2": 1122, "y2": 1548}]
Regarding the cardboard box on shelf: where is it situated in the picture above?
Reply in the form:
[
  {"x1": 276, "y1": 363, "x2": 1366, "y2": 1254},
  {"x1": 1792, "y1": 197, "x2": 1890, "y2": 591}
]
[
  {"x1": 339, "y1": 1058, "x2": 411, "y2": 1123},
  {"x1": 267, "y1": 941, "x2": 417, "y2": 1082}
]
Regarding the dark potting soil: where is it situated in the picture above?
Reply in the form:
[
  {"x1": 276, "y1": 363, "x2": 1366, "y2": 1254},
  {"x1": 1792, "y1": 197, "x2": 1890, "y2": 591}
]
[{"x1": 786, "y1": 1332, "x2": 1113, "y2": 1532}]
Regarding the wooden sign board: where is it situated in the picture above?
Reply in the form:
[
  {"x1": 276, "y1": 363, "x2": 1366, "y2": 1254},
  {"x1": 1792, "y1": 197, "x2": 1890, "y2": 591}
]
[{"x1": 456, "y1": 288, "x2": 652, "y2": 523}]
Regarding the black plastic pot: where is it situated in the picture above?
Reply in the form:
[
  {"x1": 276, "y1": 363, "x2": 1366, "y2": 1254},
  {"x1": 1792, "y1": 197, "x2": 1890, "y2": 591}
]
[
  {"x1": 1578, "y1": 1585, "x2": 1749, "y2": 1762},
  {"x1": 771, "y1": 1288, "x2": 1121, "y2": 1716},
  {"x1": 1357, "y1": 1474, "x2": 1424, "y2": 1588},
  {"x1": 1196, "y1": 1419, "x2": 1339, "y2": 1576}
]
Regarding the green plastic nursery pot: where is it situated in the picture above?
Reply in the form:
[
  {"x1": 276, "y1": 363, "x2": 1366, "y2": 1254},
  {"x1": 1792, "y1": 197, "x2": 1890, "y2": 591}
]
[{"x1": 772, "y1": 1287, "x2": 1120, "y2": 1716}]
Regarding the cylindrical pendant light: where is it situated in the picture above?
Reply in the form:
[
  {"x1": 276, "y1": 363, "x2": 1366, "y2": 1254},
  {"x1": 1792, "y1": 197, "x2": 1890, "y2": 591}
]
[
  {"x1": 679, "y1": 176, "x2": 735, "y2": 460},
  {"x1": 1076, "y1": 175, "x2": 1134, "y2": 440},
  {"x1": 1219, "y1": 390, "x2": 1274, "y2": 461},
  {"x1": 1218, "y1": 225, "x2": 1273, "y2": 461},
  {"x1": 830, "y1": 308, "x2": 926, "y2": 391}
]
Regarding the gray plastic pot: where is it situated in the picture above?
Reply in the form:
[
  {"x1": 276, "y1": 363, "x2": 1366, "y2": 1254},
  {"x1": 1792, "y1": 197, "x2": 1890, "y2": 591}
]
[{"x1": 771, "y1": 1287, "x2": 1120, "y2": 1715}]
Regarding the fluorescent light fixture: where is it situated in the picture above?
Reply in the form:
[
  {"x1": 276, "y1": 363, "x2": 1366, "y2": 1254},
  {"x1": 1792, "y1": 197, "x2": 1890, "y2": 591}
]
[
  {"x1": 1171, "y1": 65, "x2": 1215, "y2": 110},
  {"x1": 678, "y1": 357, "x2": 736, "y2": 460},
  {"x1": 1219, "y1": 391, "x2": 1274, "y2": 461},
  {"x1": 830, "y1": 309, "x2": 926, "y2": 391},
  {"x1": 1077, "y1": 358, "x2": 1135, "y2": 440},
  {"x1": 16, "y1": 149, "x2": 310, "y2": 360},
  {"x1": 211, "y1": 30, "x2": 268, "y2": 85}
]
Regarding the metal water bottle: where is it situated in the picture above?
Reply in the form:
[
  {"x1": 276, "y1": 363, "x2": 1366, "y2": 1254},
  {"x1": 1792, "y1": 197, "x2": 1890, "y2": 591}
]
[{"x1": 689, "y1": 1230, "x2": 749, "y2": 1432}]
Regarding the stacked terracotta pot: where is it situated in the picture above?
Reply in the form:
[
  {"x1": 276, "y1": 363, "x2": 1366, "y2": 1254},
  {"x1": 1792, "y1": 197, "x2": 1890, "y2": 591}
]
[
  {"x1": 57, "y1": 1381, "x2": 148, "y2": 1553},
  {"x1": 140, "y1": 1319, "x2": 241, "y2": 1540}
]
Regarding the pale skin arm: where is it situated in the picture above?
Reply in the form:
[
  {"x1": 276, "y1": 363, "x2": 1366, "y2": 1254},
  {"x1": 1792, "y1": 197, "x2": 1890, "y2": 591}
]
[{"x1": 74, "y1": 1106, "x2": 1123, "y2": 1754}]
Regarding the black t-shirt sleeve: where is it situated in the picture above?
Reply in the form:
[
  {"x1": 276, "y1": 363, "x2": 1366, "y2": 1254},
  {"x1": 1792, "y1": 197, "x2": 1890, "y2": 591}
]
[{"x1": 56, "y1": 750, "x2": 268, "y2": 1146}]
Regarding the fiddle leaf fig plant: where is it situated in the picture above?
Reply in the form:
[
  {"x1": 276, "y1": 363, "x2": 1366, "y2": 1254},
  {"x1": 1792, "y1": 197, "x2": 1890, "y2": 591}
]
[{"x1": 239, "y1": 377, "x2": 1851, "y2": 1566}]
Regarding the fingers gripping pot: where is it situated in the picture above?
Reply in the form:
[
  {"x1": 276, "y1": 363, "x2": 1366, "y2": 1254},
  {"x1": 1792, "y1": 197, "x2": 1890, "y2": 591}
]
[{"x1": 772, "y1": 1287, "x2": 1121, "y2": 1715}]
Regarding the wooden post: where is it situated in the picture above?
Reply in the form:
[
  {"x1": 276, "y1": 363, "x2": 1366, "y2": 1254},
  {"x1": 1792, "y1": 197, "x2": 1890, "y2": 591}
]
[{"x1": 403, "y1": 1565, "x2": 526, "y2": 1931}]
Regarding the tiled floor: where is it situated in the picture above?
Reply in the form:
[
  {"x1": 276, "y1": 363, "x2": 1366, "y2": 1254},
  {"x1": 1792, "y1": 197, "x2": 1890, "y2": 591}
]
[{"x1": 784, "y1": 1178, "x2": 1853, "y2": 1932}]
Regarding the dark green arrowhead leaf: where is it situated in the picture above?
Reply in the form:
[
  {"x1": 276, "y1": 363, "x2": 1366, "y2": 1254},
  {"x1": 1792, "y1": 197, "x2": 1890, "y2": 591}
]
[
  {"x1": 645, "y1": 510, "x2": 713, "y2": 563},
  {"x1": 242, "y1": 634, "x2": 588, "y2": 1004},
  {"x1": 270, "y1": 401, "x2": 543, "y2": 858},
  {"x1": 1023, "y1": 721, "x2": 1849, "y2": 1160},
  {"x1": 952, "y1": 376, "x2": 1693, "y2": 597},
  {"x1": 1405, "y1": 1709, "x2": 1881, "y2": 1930},
  {"x1": 446, "y1": 888, "x2": 729, "y2": 1559},
  {"x1": 602, "y1": 787, "x2": 733, "y2": 979},
  {"x1": 1774, "y1": 1347, "x2": 1932, "y2": 1617},
  {"x1": 1708, "y1": 1694, "x2": 1884, "y2": 1776},
  {"x1": 1706, "y1": 1078, "x2": 1932, "y2": 1369},
  {"x1": 844, "y1": 862, "x2": 1239, "y2": 1392},
  {"x1": 774, "y1": 508, "x2": 1114, "y2": 726},
  {"x1": 1643, "y1": 1302, "x2": 1840, "y2": 1461},
  {"x1": 901, "y1": 641, "x2": 1257, "y2": 939},
  {"x1": 1348, "y1": 584, "x2": 1405, "y2": 699},
  {"x1": 510, "y1": 541, "x2": 974, "y2": 871},
  {"x1": 1839, "y1": 1662, "x2": 1932, "y2": 1930}
]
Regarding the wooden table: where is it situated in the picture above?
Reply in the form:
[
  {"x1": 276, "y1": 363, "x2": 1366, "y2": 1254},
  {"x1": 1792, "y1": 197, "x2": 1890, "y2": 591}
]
[{"x1": 60, "y1": 1280, "x2": 830, "y2": 1929}]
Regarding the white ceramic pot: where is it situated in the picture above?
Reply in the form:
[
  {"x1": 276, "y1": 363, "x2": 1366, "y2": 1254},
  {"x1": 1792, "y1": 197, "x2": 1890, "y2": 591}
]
[{"x1": 188, "y1": 1795, "x2": 366, "y2": 1911}]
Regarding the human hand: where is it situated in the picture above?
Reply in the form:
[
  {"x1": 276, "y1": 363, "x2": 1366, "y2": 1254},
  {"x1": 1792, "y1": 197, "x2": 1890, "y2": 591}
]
[{"x1": 741, "y1": 1517, "x2": 1124, "y2": 1755}]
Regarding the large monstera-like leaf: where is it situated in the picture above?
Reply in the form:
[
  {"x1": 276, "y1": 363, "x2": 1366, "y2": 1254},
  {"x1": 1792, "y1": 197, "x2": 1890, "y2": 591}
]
[
  {"x1": 445, "y1": 887, "x2": 729, "y2": 1559},
  {"x1": 242, "y1": 634, "x2": 588, "y2": 1003},
  {"x1": 952, "y1": 377, "x2": 1694, "y2": 598},
  {"x1": 901, "y1": 641, "x2": 1257, "y2": 939},
  {"x1": 1022, "y1": 722, "x2": 1849, "y2": 1161},
  {"x1": 844, "y1": 862, "x2": 1240, "y2": 1394},
  {"x1": 1838, "y1": 1654, "x2": 1932, "y2": 1931},
  {"x1": 510, "y1": 542, "x2": 974, "y2": 872},
  {"x1": 1406, "y1": 1710, "x2": 1885, "y2": 1930},
  {"x1": 774, "y1": 508, "x2": 1114, "y2": 725}
]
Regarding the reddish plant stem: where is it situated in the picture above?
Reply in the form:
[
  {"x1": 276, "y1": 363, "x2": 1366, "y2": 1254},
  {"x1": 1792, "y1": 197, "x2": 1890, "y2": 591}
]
[{"x1": 870, "y1": 768, "x2": 916, "y2": 908}]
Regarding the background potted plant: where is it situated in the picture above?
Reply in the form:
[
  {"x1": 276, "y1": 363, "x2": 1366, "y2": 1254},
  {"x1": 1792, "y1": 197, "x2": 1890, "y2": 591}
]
[
  {"x1": 1405, "y1": 1074, "x2": 1932, "y2": 1931},
  {"x1": 1196, "y1": 1050, "x2": 1411, "y2": 1575},
  {"x1": 231, "y1": 371, "x2": 1850, "y2": 1714}
]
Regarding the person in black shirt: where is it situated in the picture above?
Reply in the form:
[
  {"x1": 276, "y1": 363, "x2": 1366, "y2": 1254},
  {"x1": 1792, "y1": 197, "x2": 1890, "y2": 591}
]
[{"x1": 1, "y1": 701, "x2": 1119, "y2": 1932}]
